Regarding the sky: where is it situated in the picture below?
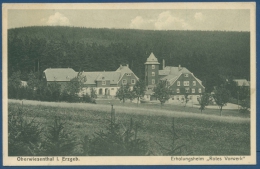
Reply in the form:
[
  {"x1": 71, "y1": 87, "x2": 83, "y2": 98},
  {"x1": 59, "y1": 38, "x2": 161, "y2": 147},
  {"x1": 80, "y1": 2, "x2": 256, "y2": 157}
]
[{"x1": 8, "y1": 9, "x2": 250, "y2": 31}]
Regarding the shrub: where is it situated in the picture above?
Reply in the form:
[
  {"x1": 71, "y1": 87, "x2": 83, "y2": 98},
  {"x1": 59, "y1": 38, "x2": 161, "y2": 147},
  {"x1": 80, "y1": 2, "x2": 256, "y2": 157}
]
[
  {"x1": 8, "y1": 106, "x2": 43, "y2": 156},
  {"x1": 42, "y1": 116, "x2": 77, "y2": 156},
  {"x1": 240, "y1": 98, "x2": 250, "y2": 114},
  {"x1": 82, "y1": 108, "x2": 149, "y2": 156},
  {"x1": 155, "y1": 117, "x2": 191, "y2": 155}
]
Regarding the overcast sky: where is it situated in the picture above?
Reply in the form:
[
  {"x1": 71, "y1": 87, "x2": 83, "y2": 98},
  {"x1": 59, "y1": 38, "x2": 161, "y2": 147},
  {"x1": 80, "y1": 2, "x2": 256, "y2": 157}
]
[{"x1": 8, "y1": 9, "x2": 250, "y2": 31}]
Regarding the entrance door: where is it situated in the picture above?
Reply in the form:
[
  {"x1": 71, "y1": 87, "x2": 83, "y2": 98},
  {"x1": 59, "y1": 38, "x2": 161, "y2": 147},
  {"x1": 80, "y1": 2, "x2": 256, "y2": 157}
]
[{"x1": 99, "y1": 88, "x2": 102, "y2": 95}]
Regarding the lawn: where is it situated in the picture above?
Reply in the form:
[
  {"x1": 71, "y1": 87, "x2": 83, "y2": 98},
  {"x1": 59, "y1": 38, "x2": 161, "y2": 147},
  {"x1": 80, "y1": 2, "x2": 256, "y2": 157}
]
[
  {"x1": 8, "y1": 100, "x2": 250, "y2": 156},
  {"x1": 96, "y1": 99, "x2": 250, "y2": 118}
]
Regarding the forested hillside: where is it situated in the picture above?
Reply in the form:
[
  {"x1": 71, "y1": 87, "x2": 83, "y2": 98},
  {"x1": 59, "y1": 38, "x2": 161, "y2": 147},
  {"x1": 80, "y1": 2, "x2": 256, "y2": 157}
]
[{"x1": 8, "y1": 26, "x2": 250, "y2": 92}]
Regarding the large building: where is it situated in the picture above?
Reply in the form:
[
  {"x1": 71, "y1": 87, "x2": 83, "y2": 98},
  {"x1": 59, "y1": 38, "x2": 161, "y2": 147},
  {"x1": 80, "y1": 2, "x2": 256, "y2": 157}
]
[
  {"x1": 43, "y1": 53, "x2": 205, "y2": 103},
  {"x1": 43, "y1": 64, "x2": 139, "y2": 97},
  {"x1": 144, "y1": 53, "x2": 205, "y2": 103}
]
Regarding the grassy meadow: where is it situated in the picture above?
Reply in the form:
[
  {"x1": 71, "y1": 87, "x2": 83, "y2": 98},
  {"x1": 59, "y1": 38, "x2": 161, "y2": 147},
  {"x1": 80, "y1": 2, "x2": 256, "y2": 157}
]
[{"x1": 8, "y1": 99, "x2": 250, "y2": 156}]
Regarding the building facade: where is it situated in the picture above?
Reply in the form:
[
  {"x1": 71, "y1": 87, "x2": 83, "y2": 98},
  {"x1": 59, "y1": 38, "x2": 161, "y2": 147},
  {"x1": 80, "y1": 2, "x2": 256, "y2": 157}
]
[
  {"x1": 43, "y1": 64, "x2": 139, "y2": 97},
  {"x1": 144, "y1": 53, "x2": 205, "y2": 103}
]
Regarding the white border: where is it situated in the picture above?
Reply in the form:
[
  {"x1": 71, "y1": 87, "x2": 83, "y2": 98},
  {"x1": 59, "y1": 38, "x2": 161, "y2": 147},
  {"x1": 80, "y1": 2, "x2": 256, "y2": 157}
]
[{"x1": 2, "y1": 2, "x2": 256, "y2": 166}]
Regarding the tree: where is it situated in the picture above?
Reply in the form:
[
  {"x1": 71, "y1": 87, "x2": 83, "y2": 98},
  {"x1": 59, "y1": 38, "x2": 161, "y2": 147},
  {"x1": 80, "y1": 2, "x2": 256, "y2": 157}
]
[
  {"x1": 61, "y1": 72, "x2": 85, "y2": 102},
  {"x1": 153, "y1": 80, "x2": 172, "y2": 108},
  {"x1": 198, "y1": 93, "x2": 210, "y2": 113},
  {"x1": 115, "y1": 83, "x2": 131, "y2": 103},
  {"x1": 184, "y1": 93, "x2": 189, "y2": 107},
  {"x1": 132, "y1": 80, "x2": 146, "y2": 106},
  {"x1": 8, "y1": 71, "x2": 22, "y2": 99},
  {"x1": 212, "y1": 86, "x2": 230, "y2": 116},
  {"x1": 90, "y1": 87, "x2": 97, "y2": 99}
]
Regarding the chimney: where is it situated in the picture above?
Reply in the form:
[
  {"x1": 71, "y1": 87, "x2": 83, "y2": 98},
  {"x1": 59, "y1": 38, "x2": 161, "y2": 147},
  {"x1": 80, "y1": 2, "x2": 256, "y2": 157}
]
[
  {"x1": 178, "y1": 64, "x2": 181, "y2": 71},
  {"x1": 126, "y1": 64, "x2": 129, "y2": 67},
  {"x1": 162, "y1": 59, "x2": 165, "y2": 70},
  {"x1": 120, "y1": 64, "x2": 122, "y2": 69}
]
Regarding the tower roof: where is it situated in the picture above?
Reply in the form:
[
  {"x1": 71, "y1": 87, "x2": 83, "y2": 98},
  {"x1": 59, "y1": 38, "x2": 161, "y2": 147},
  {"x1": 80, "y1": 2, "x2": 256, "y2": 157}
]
[{"x1": 144, "y1": 53, "x2": 160, "y2": 65}]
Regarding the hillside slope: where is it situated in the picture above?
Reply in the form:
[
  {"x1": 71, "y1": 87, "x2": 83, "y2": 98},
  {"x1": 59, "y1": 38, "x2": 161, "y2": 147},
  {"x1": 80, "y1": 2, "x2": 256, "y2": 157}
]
[{"x1": 8, "y1": 26, "x2": 250, "y2": 91}]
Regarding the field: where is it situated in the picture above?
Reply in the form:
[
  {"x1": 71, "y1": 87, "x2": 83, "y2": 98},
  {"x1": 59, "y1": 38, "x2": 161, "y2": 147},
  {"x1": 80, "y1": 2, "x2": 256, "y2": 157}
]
[{"x1": 8, "y1": 99, "x2": 250, "y2": 156}]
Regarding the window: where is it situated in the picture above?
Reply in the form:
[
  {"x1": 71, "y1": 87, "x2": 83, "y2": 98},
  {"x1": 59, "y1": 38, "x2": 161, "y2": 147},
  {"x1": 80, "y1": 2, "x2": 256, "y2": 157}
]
[
  {"x1": 102, "y1": 80, "x2": 106, "y2": 85},
  {"x1": 177, "y1": 81, "x2": 180, "y2": 86},
  {"x1": 111, "y1": 88, "x2": 114, "y2": 90},
  {"x1": 184, "y1": 74, "x2": 189, "y2": 77},
  {"x1": 152, "y1": 65, "x2": 155, "y2": 69},
  {"x1": 126, "y1": 73, "x2": 131, "y2": 76},
  {"x1": 176, "y1": 96, "x2": 179, "y2": 100},
  {"x1": 183, "y1": 81, "x2": 189, "y2": 86},
  {"x1": 131, "y1": 79, "x2": 135, "y2": 84},
  {"x1": 176, "y1": 88, "x2": 180, "y2": 93},
  {"x1": 193, "y1": 81, "x2": 196, "y2": 86},
  {"x1": 185, "y1": 88, "x2": 190, "y2": 93},
  {"x1": 172, "y1": 97, "x2": 174, "y2": 100},
  {"x1": 152, "y1": 72, "x2": 155, "y2": 76},
  {"x1": 192, "y1": 88, "x2": 195, "y2": 93},
  {"x1": 122, "y1": 79, "x2": 127, "y2": 85},
  {"x1": 198, "y1": 88, "x2": 202, "y2": 93},
  {"x1": 152, "y1": 79, "x2": 155, "y2": 84}
]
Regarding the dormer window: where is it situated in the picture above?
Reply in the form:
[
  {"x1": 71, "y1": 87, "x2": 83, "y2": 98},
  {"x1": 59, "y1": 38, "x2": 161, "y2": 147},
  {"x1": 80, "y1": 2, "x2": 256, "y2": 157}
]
[
  {"x1": 152, "y1": 65, "x2": 155, "y2": 69},
  {"x1": 102, "y1": 80, "x2": 106, "y2": 85},
  {"x1": 126, "y1": 73, "x2": 131, "y2": 76},
  {"x1": 184, "y1": 74, "x2": 189, "y2": 77}
]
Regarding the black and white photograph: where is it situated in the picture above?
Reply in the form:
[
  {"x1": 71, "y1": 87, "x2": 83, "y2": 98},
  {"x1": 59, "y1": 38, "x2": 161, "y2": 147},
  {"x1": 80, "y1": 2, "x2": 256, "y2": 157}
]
[{"x1": 2, "y1": 2, "x2": 256, "y2": 165}]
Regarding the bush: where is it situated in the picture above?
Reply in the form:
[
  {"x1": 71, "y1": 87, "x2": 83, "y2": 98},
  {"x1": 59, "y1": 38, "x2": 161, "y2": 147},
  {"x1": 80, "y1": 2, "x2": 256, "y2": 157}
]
[
  {"x1": 8, "y1": 106, "x2": 43, "y2": 156},
  {"x1": 42, "y1": 116, "x2": 77, "y2": 156},
  {"x1": 82, "y1": 110, "x2": 149, "y2": 156},
  {"x1": 240, "y1": 98, "x2": 250, "y2": 114},
  {"x1": 82, "y1": 93, "x2": 96, "y2": 104}
]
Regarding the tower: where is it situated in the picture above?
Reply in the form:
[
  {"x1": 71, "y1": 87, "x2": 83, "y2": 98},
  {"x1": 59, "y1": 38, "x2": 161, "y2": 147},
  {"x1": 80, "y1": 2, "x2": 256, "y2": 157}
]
[{"x1": 144, "y1": 53, "x2": 160, "y2": 87}]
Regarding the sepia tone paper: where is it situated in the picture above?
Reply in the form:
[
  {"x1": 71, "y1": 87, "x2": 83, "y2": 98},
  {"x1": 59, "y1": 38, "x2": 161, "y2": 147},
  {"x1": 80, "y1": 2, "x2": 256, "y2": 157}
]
[{"x1": 2, "y1": 2, "x2": 256, "y2": 166}]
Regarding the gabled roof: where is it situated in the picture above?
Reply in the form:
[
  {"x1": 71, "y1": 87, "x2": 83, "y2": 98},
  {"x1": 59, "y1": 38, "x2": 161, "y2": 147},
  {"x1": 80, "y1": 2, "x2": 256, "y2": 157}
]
[
  {"x1": 160, "y1": 66, "x2": 191, "y2": 76},
  {"x1": 159, "y1": 66, "x2": 205, "y2": 88},
  {"x1": 44, "y1": 65, "x2": 139, "y2": 85},
  {"x1": 96, "y1": 72, "x2": 121, "y2": 84},
  {"x1": 116, "y1": 65, "x2": 139, "y2": 82},
  {"x1": 144, "y1": 53, "x2": 160, "y2": 65},
  {"x1": 44, "y1": 68, "x2": 77, "y2": 82},
  {"x1": 233, "y1": 79, "x2": 250, "y2": 87},
  {"x1": 160, "y1": 74, "x2": 180, "y2": 86},
  {"x1": 81, "y1": 71, "x2": 121, "y2": 85}
]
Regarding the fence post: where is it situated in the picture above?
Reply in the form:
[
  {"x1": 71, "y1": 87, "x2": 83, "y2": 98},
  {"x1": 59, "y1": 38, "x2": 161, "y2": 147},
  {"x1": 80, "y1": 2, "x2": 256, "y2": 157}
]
[{"x1": 111, "y1": 104, "x2": 115, "y2": 124}]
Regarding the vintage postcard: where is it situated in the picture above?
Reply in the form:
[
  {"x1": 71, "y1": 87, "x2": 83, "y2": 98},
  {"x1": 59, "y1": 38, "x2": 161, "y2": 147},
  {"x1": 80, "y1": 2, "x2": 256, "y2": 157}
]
[{"x1": 2, "y1": 2, "x2": 256, "y2": 166}]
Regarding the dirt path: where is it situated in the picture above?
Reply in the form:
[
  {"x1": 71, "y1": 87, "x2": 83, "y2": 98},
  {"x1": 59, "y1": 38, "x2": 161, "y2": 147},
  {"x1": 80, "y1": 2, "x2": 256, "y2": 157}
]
[{"x1": 8, "y1": 99, "x2": 250, "y2": 123}]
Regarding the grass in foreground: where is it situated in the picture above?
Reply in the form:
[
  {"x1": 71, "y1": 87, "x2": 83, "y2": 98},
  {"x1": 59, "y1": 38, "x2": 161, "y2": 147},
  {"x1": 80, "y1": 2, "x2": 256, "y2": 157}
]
[{"x1": 8, "y1": 102, "x2": 250, "y2": 156}]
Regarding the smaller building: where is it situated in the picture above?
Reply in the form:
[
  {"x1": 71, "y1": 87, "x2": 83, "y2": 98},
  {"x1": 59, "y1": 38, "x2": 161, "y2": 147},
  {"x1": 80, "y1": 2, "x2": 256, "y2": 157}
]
[{"x1": 233, "y1": 79, "x2": 250, "y2": 87}]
